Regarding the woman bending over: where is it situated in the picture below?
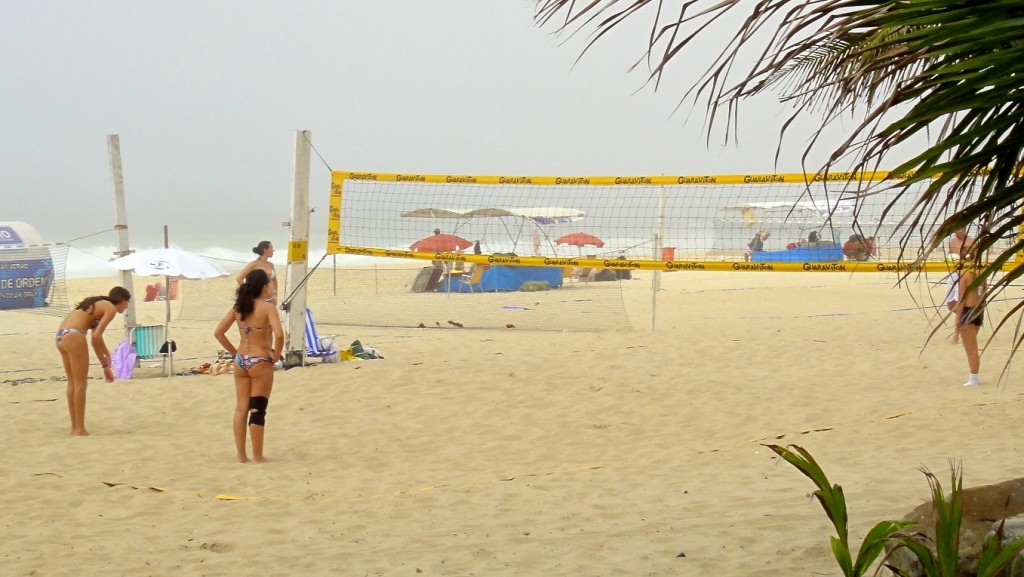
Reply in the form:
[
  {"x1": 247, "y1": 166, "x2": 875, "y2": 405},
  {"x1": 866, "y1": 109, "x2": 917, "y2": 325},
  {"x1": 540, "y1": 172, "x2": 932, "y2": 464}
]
[{"x1": 55, "y1": 286, "x2": 132, "y2": 435}]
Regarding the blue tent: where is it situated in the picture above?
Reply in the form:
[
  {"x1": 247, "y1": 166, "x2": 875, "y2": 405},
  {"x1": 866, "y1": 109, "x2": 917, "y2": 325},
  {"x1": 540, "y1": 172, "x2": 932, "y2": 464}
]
[{"x1": 437, "y1": 265, "x2": 563, "y2": 293}]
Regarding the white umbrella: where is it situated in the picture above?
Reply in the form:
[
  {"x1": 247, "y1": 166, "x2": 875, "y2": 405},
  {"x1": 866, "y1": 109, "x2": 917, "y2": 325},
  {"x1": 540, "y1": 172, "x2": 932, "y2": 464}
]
[
  {"x1": 109, "y1": 247, "x2": 230, "y2": 376},
  {"x1": 108, "y1": 247, "x2": 229, "y2": 279}
]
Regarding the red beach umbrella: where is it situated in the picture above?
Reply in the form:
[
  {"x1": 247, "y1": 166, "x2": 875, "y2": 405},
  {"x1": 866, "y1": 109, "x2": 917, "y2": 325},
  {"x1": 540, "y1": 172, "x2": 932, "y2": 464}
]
[
  {"x1": 555, "y1": 232, "x2": 605, "y2": 248},
  {"x1": 410, "y1": 233, "x2": 473, "y2": 253}
]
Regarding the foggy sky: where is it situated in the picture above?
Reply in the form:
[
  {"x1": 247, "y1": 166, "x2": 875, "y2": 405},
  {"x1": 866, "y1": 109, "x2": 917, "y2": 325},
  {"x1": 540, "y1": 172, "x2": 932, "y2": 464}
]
[{"x1": 1, "y1": 1, "x2": 923, "y2": 253}]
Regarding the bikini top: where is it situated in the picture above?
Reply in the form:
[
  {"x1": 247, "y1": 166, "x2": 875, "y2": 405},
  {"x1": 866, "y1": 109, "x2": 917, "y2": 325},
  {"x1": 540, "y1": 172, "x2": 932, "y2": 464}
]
[
  {"x1": 238, "y1": 321, "x2": 271, "y2": 355},
  {"x1": 84, "y1": 305, "x2": 102, "y2": 328},
  {"x1": 257, "y1": 261, "x2": 275, "y2": 280},
  {"x1": 240, "y1": 324, "x2": 267, "y2": 337}
]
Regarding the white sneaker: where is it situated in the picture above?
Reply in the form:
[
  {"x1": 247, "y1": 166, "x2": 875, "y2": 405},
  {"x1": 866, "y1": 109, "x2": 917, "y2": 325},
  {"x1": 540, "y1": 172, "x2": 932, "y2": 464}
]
[{"x1": 963, "y1": 380, "x2": 980, "y2": 387}]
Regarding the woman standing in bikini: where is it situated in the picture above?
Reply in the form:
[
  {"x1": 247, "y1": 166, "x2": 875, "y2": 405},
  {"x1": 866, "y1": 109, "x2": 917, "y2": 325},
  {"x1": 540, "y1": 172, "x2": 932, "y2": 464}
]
[
  {"x1": 236, "y1": 241, "x2": 278, "y2": 305},
  {"x1": 954, "y1": 245, "x2": 987, "y2": 387},
  {"x1": 55, "y1": 286, "x2": 132, "y2": 436},
  {"x1": 214, "y1": 269, "x2": 284, "y2": 463}
]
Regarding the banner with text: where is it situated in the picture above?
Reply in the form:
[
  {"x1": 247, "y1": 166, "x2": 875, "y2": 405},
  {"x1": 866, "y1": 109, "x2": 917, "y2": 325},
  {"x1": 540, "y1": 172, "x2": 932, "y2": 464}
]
[{"x1": 0, "y1": 247, "x2": 55, "y2": 310}]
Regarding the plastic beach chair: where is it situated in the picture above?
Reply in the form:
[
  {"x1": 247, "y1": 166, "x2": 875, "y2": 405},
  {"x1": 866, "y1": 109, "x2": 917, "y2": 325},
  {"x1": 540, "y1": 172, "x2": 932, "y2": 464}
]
[
  {"x1": 304, "y1": 308, "x2": 337, "y2": 363},
  {"x1": 463, "y1": 264, "x2": 487, "y2": 293},
  {"x1": 131, "y1": 325, "x2": 166, "y2": 361},
  {"x1": 129, "y1": 324, "x2": 171, "y2": 374}
]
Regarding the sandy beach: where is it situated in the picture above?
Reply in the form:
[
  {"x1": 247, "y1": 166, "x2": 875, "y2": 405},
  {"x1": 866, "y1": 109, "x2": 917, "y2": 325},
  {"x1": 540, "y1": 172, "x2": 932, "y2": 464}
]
[{"x1": 2, "y1": 269, "x2": 1022, "y2": 576}]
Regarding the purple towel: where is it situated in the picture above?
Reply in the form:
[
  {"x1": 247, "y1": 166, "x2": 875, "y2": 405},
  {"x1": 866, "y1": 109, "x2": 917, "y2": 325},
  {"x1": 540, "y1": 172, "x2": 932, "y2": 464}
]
[{"x1": 111, "y1": 339, "x2": 136, "y2": 380}]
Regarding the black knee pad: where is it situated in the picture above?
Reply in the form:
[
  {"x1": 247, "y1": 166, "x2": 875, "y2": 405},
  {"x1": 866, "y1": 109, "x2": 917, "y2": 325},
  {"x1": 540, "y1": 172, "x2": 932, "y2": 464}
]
[{"x1": 249, "y1": 396, "x2": 268, "y2": 426}]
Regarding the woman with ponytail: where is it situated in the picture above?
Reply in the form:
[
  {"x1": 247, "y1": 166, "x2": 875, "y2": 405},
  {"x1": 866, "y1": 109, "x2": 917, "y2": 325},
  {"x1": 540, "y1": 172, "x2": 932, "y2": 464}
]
[
  {"x1": 236, "y1": 240, "x2": 278, "y2": 305},
  {"x1": 55, "y1": 286, "x2": 132, "y2": 435},
  {"x1": 214, "y1": 269, "x2": 284, "y2": 463}
]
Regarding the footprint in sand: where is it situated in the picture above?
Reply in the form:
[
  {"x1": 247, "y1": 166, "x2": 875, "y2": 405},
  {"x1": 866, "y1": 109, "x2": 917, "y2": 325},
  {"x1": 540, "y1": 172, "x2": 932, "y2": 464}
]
[{"x1": 199, "y1": 542, "x2": 235, "y2": 553}]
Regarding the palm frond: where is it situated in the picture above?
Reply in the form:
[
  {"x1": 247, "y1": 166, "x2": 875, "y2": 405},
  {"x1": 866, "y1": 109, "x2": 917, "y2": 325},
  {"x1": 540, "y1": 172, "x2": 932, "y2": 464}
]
[{"x1": 536, "y1": 0, "x2": 1024, "y2": 362}]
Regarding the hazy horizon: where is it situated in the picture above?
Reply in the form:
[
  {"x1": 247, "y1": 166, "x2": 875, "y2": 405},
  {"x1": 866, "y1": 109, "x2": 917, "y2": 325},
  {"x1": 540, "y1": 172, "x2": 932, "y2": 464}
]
[{"x1": 3, "y1": 2, "x2": 928, "y2": 261}]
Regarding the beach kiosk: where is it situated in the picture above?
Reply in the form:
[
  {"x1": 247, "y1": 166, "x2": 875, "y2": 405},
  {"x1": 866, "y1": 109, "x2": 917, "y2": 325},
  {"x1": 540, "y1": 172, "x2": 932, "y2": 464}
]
[{"x1": 0, "y1": 221, "x2": 57, "y2": 311}]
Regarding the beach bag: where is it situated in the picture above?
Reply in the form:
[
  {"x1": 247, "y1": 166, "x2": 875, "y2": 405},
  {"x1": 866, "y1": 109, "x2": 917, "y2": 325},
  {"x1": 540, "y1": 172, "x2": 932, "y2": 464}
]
[
  {"x1": 316, "y1": 336, "x2": 339, "y2": 363},
  {"x1": 350, "y1": 340, "x2": 366, "y2": 358},
  {"x1": 318, "y1": 336, "x2": 336, "y2": 353},
  {"x1": 350, "y1": 339, "x2": 383, "y2": 360}
]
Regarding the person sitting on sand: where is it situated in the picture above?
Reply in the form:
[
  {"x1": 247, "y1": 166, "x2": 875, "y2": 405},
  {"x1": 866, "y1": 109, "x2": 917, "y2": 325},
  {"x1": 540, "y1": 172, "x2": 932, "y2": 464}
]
[
  {"x1": 55, "y1": 286, "x2": 132, "y2": 436},
  {"x1": 790, "y1": 231, "x2": 826, "y2": 250},
  {"x1": 615, "y1": 252, "x2": 632, "y2": 280},
  {"x1": 214, "y1": 269, "x2": 285, "y2": 463},
  {"x1": 842, "y1": 234, "x2": 876, "y2": 261},
  {"x1": 744, "y1": 229, "x2": 770, "y2": 261}
]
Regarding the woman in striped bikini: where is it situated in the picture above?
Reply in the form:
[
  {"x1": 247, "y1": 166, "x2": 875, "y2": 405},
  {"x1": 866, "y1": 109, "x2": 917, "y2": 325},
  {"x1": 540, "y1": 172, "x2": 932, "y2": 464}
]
[
  {"x1": 214, "y1": 269, "x2": 284, "y2": 463},
  {"x1": 55, "y1": 286, "x2": 132, "y2": 436}
]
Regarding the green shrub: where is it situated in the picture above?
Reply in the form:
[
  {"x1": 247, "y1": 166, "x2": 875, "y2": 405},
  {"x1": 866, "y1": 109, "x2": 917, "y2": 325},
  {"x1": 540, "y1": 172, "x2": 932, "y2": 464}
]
[
  {"x1": 885, "y1": 465, "x2": 1024, "y2": 577},
  {"x1": 766, "y1": 445, "x2": 1024, "y2": 577},
  {"x1": 766, "y1": 444, "x2": 906, "y2": 577}
]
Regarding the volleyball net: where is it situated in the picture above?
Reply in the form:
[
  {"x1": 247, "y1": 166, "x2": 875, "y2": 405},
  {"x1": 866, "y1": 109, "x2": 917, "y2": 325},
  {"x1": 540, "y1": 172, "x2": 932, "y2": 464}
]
[
  {"x1": 180, "y1": 169, "x2": 1021, "y2": 333},
  {"x1": 326, "y1": 170, "x2": 1021, "y2": 272}
]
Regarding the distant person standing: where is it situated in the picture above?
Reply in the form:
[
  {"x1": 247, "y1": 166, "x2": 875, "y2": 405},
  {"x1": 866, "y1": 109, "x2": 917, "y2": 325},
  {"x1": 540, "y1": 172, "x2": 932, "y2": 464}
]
[
  {"x1": 954, "y1": 246, "x2": 986, "y2": 386},
  {"x1": 948, "y1": 226, "x2": 974, "y2": 258},
  {"x1": 532, "y1": 230, "x2": 542, "y2": 256},
  {"x1": 237, "y1": 241, "x2": 278, "y2": 306},
  {"x1": 473, "y1": 240, "x2": 482, "y2": 255},
  {"x1": 54, "y1": 286, "x2": 132, "y2": 436},
  {"x1": 944, "y1": 226, "x2": 975, "y2": 344}
]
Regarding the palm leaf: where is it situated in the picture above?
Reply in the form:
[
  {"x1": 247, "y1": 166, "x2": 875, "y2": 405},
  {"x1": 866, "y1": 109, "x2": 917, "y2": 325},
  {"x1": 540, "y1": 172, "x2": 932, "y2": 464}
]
[
  {"x1": 888, "y1": 535, "x2": 942, "y2": 577},
  {"x1": 854, "y1": 520, "x2": 909, "y2": 576},
  {"x1": 977, "y1": 518, "x2": 1024, "y2": 577},
  {"x1": 766, "y1": 444, "x2": 907, "y2": 576},
  {"x1": 926, "y1": 466, "x2": 962, "y2": 576},
  {"x1": 766, "y1": 444, "x2": 849, "y2": 546},
  {"x1": 535, "y1": 0, "x2": 1024, "y2": 362}
]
